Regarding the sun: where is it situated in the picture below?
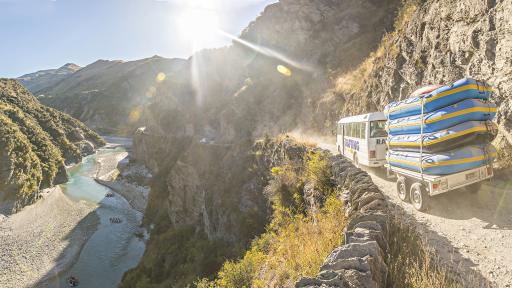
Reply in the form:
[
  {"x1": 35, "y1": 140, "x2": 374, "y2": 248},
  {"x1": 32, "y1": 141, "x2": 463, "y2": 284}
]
[{"x1": 177, "y1": 4, "x2": 220, "y2": 46}]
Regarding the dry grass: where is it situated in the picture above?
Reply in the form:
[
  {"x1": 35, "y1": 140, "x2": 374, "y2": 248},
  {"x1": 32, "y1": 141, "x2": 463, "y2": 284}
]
[
  {"x1": 198, "y1": 196, "x2": 346, "y2": 288},
  {"x1": 252, "y1": 197, "x2": 346, "y2": 287},
  {"x1": 335, "y1": 0, "x2": 420, "y2": 95},
  {"x1": 387, "y1": 214, "x2": 462, "y2": 288}
]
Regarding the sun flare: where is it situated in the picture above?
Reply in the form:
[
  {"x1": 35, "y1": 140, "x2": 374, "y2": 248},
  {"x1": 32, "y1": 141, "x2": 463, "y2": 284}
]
[{"x1": 177, "y1": 3, "x2": 220, "y2": 45}]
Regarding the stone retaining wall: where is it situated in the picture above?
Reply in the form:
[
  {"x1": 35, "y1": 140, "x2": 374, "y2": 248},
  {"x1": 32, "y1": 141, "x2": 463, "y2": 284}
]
[{"x1": 296, "y1": 154, "x2": 390, "y2": 288}]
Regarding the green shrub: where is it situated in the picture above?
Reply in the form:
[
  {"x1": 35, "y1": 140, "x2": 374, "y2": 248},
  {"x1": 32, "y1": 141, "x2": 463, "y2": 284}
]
[{"x1": 203, "y1": 145, "x2": 343, "y2": 288}]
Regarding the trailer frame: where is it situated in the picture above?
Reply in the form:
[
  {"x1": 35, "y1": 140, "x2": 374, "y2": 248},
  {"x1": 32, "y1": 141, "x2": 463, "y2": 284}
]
[{"x1": 386, "y1": 164, "x2": 494, "y2": 211}]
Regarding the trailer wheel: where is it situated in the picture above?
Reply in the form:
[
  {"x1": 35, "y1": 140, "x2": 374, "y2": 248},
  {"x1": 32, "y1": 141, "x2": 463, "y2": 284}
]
[
  {"x1": 410, "y1": 183, "x2": 429, "y2": 211},
  {"x1": 396, "y1": 176, "x2": 409, "y2": 202}
]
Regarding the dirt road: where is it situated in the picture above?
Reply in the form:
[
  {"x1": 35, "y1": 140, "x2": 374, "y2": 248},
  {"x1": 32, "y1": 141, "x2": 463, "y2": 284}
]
[
  {"x1": 307, "y1": 136, "x2": 512, "y2": 287},
  {"x1": 370, "y1": 168, "x2": 512, "y2": 287}
]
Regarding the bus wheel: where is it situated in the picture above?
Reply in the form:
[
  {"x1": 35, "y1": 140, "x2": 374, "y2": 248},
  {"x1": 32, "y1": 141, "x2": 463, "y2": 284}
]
[
  {"x1": 353, "y1": 154, "x2": 359, "y2": 168},
  {"x1": 410, "y1": 183, "x2": 429, "y2": 211},
  {"x1": 396, "y1": 176, "x2": 409, "y2": 202}
]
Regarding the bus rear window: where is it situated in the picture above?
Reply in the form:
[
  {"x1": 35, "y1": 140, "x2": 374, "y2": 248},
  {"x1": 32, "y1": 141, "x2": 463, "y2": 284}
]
[{"x1": 370, "y1": 121, "x2": 387, "y2": 138}]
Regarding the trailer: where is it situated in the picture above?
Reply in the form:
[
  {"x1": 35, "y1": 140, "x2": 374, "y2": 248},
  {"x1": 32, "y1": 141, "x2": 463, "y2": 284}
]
[{"x1": 386, "y1": 163, "x2": 493, "y2": 211}]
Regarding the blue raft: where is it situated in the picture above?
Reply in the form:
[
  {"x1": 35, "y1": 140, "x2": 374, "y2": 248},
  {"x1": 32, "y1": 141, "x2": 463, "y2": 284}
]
[
  {"x1": 388, "y1": 121, "x2": 498, "y2": 153},
  {"x1": 387, "y1": 99, "x2": 496, "y2": 135},
  {"x1": 387, "y1": 144, "x2": 497, "y2": 175},
  {"x1": 385, "y1": 78, "x2": 493, "y2": 120}
]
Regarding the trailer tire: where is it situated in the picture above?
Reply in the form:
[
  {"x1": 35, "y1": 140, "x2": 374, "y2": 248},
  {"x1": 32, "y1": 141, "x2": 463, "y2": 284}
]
[
  {"x1": 396, "y1": 176, "x2": 409, "y2": 202},
  {"x1": 410, "y1": 182, "x2": 429, "y2": 211}
]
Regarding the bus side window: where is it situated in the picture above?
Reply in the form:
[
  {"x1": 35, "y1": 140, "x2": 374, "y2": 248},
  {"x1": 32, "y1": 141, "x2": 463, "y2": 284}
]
[
  {"x1": 356, "y1": 122, "x2": 362, "y2": 139},
  {"x1": 360, "y1": 122, "x2": 366, "y2": 139}
]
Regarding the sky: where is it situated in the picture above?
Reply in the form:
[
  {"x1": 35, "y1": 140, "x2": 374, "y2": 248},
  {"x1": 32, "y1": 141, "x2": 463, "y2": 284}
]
[{"x1": 0, "y1": 0, "x2": 277, "y2": 78}]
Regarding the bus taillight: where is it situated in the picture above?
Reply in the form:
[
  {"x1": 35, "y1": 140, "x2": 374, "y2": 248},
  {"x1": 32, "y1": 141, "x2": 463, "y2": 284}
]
[{"x1": 369, "y1": 150, "x2": 376, "y2": 159}]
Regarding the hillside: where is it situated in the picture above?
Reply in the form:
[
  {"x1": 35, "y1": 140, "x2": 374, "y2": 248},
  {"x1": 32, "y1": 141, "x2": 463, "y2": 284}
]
[
  {"x1": 25, "y1": 57, "x2": 188, "y2": 134},
  {"x1": 17, "y1": 1, "x2": 398, "y2": 137},
  {"x1": 17, "y1": 63, "x2": 81, "y2": 92},
  {"x1": 0, "y1": 79, "x2": 104, "y2": 212}
]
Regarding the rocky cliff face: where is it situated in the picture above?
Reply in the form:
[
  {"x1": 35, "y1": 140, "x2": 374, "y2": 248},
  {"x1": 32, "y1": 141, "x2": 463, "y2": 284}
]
[
  {"x1": 129, "y1": 0, "x2": 400, "y2": 168},
  {"x1": 122, "y1": 135, "x2": 325, "y2": 287},
  {"x1": 0, "y1": 79, "x2": 105, "y2": 212},
  {"x1": 324, "y1": 0, "x2": 512, "y2": 148}
]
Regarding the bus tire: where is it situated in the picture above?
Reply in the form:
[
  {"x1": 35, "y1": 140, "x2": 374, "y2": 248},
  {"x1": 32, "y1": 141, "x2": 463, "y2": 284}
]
[
  {"x1": 410, "y1": 182, "x2": 429, "y2": 211},
  {"x1": 396, "y1": 176, "x2": 409, "y2": 202},
  {"x1": 353, "y1": 154, "x2": 359, "y2": 168}
]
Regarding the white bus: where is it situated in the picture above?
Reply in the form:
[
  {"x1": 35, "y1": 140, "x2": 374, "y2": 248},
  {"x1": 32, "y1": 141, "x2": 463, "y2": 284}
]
[{"x1": 336, "y1": 112, "x2": 388, "y2": 167}]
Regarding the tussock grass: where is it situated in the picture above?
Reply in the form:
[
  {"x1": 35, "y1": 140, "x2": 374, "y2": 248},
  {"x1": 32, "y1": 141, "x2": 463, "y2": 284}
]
[
  {"x1": 387, "y1": 214, "x2": 462, "y2": 288},
  {"x1": 198, "y1": 196, "x2": 346, "y2": 288},
  {"x1": 335, "y1": 0, "x2": 420, "y2": 95}
]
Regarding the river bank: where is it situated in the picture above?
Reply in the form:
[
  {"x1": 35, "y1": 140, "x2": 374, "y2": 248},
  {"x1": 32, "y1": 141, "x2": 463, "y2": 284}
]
[
  {"x1": 0, "y1": 187, "x2": 99, "y2": 288},
  {"x1": 0, "y1": 138, "x2": 146, "y2": 288}
]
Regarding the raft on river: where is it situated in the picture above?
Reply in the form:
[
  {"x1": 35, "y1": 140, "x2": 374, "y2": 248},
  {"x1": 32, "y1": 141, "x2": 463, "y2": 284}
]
[
  {"x1": 387, "y1": 99, "x2": 497, "y2": 136},
  {"x1": 387, "y1": 120, "x2": 498, "y2": 153},
  {"x1": 387, "y1": 144, "x2": 496, "y2": 175},
  {"x1": 384, "y1": 78, "x2": 493, "y2": 120}
]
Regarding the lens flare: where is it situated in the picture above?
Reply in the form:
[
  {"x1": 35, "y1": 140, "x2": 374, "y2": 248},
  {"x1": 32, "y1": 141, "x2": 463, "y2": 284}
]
[
  {"x1": 156, "y1": 72, "x2": 166, "y2": 82},
  {"x1": 218, "y1": 30, "x2": 317, "y2": 73},
  {"x1": 277, "y1": 65, "x2": 292, "y2": 77},
  {"x1": 128, "y1": 106, "x2": 142, "y2": 123}
]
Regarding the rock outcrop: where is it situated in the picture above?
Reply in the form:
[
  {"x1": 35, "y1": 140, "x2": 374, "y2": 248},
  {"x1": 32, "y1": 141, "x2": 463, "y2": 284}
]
[
  {"x1": 324, "y1": 0, "x2": 512, "y2": 150},
  {"x1": 0, "y1": 79, "x2": 105, "y2": 212}
]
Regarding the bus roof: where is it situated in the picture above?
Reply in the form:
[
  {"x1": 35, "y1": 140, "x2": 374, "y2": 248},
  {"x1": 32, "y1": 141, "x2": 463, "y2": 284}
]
[{"x1": 338, "y1": 112, "x2": 386, "y2": 124}]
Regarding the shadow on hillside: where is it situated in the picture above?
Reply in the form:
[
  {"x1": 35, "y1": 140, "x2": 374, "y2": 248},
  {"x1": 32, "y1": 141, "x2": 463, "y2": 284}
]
[
  {"x1": 369, "y1": 166, "x2": 512, "y2": 230},
  {"x1": 388, "y1": 202, "x2": 495, "y2": 288},
  {"x1": 33, "y1": 209, "x2": 100, "y2": 288}
]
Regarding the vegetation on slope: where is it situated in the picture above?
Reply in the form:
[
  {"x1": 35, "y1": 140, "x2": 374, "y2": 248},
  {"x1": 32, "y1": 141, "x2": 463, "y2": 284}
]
[
  {"x1": 197, "y1": 141, "x2": 345, "y2": 288},
  {"x1": 0, "y1": 79, "x2": 105, "y2": 211},
  {"x1": 121, "y1": 139, "x2": 268, "y2": 288}
]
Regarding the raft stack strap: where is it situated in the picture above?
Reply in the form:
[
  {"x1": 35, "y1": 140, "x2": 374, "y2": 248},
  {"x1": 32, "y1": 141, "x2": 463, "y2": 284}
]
[{"x1": 385, "y1": 78, "x2": 497, "y2": 176}]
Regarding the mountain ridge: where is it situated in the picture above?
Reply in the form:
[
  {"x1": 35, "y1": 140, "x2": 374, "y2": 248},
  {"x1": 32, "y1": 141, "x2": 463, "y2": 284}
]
[{"x1": 17, "y1": 63, "x2": 82, "y2": 93}]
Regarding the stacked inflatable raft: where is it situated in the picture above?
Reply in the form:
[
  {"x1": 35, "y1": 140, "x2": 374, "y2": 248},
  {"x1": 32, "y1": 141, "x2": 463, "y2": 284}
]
[{"x1": 384, "y1": 78, "x2": 497, "y2": 175}]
